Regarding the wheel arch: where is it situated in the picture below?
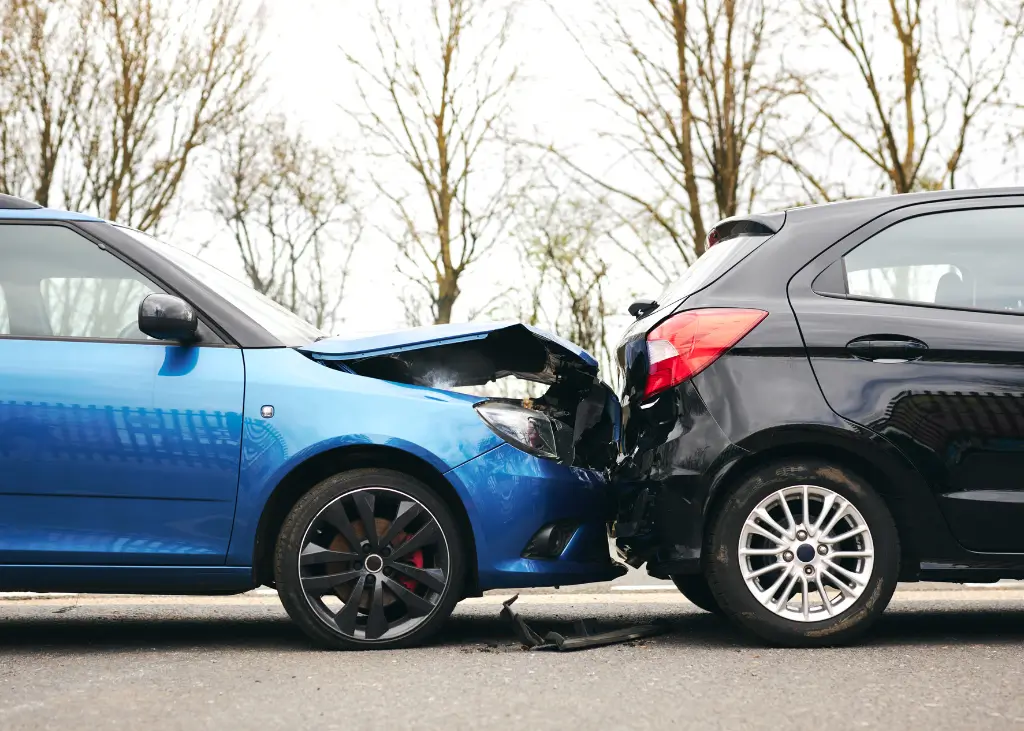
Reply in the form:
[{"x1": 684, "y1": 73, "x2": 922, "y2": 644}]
[
  {"x1": 251, "y1": 444, "x2": 480, "y2": 595},
  {"x1": 703, "y1": 433, "x2": 936, "y2": 579}
]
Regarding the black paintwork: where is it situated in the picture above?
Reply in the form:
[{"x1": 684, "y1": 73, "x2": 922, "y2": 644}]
[
  {"x1": 709, "y1": 211, "x2": 785, "y2": 239},
  {"x1": 615, "y1": 187, "x2": 1024, "y2": 583},
  {"x1": 0, "y1": 194, "x2": 42, "y2": 210},
  {"x1": 628, "y1": 299, "x2": 659, "y2": 319}
]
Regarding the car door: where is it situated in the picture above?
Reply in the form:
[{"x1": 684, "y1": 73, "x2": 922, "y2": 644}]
[
  {"x1": 0, "y1": 222, "x2": 244, "y2": 565},
  {"x1": 788, "y1": 198, "x2": 1024, "y2": 554}
]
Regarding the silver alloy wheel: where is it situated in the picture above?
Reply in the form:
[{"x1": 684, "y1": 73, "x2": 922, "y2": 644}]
[{"x1": 737, "y1": 484, "x2": 875, "y2": 622}]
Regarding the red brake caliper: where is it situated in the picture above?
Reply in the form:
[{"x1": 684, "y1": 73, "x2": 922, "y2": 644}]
[{"x1": 398, "y1": 538, "x2": 424, "y2": 591}]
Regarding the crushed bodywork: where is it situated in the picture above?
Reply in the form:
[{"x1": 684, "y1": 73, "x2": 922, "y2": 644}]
[
  {"x1": 301, "y1": 322, "x2": 620, "y2": 471},
  {"x1": 499, "y1": 594, "x2": 667, "y2": 651}
]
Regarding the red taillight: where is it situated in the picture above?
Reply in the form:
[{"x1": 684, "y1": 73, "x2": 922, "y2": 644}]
[{"x1": 644, "y1": 308, "x2": 767, "y2": 399}]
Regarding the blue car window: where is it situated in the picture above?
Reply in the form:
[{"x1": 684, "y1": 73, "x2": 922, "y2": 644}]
[
  {"x1": 42, "y1": 276, "x2": 158, "y2": 339},
  {"x1": 0, "y1": 284, "x2": 7, "y2": 334},
  {"x1": 0, "y1": 224, "x2": 163, "y2": 339},
  {"x1": 116, "y1": 226, "x2": 325, "y2": 345}
]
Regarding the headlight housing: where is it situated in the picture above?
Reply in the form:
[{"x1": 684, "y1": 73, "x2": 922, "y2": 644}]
[{"x1": 474, "y1": 401, "x2": 574, "y2": 463}]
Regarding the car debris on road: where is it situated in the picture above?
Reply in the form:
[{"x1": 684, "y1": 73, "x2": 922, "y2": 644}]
[{"x1": 499, "y1": 594, "x2": 667, "y2": 651}]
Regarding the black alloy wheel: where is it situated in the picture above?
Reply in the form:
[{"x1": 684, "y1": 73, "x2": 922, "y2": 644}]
[{"x1": 275, "y1": 469, "x2": 465, "y2": 650}]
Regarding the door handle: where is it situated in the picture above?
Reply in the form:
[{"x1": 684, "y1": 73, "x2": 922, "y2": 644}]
[{"x1": 846, "y1": 335, "x2": 928, "y2": 363}]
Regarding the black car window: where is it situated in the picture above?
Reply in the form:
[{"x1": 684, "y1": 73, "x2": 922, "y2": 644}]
[
  {"x1": 657, "y1": 234, "x2": 773, "y2": 306},
  {"x1": 0, "y1": 224, "x2": 163, "y2": 339},
  {"x1": 842, "y1": 207, "x2": 1024, "y2": 313}
]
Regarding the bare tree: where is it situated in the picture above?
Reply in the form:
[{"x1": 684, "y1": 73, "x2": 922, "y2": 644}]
[
  {"x1": 0, "y1": 0, "x2": 263, "y2": 230},
  {"x1": 209, "y1": 117, "x2": 362, "y2": 331},
  {"x1": 546, "y1": 0, "x2": 792, "y2": 284},
  {"x1": 517, "y1": 178, "x2": 615, "y2": 369},
  {"x1": 344, "y1": 0, "x2": 521, "y2": 325},
  {"x1": 0, "y1": 0, "x2": 93, "y2": 205},
  {"x1": 788, "y1": 0, "x2": 1024, "y2": 196}
]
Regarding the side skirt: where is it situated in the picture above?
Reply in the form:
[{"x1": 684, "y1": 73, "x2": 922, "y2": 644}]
[
  {"x1": 918, "y1": 559, "x2": 1024, "y2": 584},
  {"x1": 0, "y1": 565, "x2": 257, "y2": 594}
]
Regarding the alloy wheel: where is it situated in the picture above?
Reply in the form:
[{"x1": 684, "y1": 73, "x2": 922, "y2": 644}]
[
  {"x1": 737, "y1": 484, "x2": 875, "y2": 622},
  {"x1": 297, "y1": 486, "x2": 450, "y2": 642}
]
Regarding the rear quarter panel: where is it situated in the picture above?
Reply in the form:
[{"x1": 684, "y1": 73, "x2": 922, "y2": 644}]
[{"x1": 695, "y1": 209, "x2": 954, "y2": 566}]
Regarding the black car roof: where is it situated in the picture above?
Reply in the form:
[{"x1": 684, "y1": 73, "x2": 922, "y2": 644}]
[{"x1": 784, "y1": 186, "x2": 1024, "y2": 222}]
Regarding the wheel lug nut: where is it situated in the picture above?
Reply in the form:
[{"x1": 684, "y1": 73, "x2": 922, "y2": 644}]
[
  {"x1": 362, "y1": 544, "x2": 371, "y2": 554},
  {"x1": 817, "y1": 544, "x2": 828, "y2": 555},
  {"x1": 804, "y1": 565, "x2": 814, "y2": 576},
  {"x1": 783, "y1": 551, "x2": 794, "y2": 562},
  {"x1": 796, "y1": 530, "x2": 808, "y2": 541},
  {"x1": 355, "y1": 561, "x2": 363, "y2": 570},
  {"x1": 383, "y1": 567, "x2": 393, "y2": 577},
  {"x1": 382, "y1": 547, "x2": 392, "y2": 557}
]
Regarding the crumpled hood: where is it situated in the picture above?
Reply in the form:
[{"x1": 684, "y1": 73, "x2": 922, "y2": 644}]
[{"x1": 299, "y1": 321, "x2": 599, "y2": 388}]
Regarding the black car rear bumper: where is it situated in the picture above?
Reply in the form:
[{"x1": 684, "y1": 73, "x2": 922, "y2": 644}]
[{"x1": 613, "y1": 379, "x2": 746, "y2": 577}]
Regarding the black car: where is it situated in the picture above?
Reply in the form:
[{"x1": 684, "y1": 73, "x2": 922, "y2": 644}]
[{"x1": 614, "y1": 188, "x2": 1024, "y2": 646}]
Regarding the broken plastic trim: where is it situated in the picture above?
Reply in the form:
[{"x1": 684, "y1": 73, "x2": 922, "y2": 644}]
[{"x1": 499, "y1": 594, "x2": 668, "y2": 651}]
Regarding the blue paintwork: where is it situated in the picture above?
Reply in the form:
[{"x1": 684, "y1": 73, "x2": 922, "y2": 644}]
[
  {"x1": 227, "y1": 349, "x2": 622, "y2": 586},
  {"x1": 226, "y1": 347, "x2": 502, "y2": 565},
  {"x1": 303, "y1": 320, "x2": 599, "y2": 368},
  {"x1": 0, "y1": 207, "x2": 101, "y2": 221},
  {"x1": 0, "y1": 339, "x2": 244, "y2": 565},
  {"x1": 446, "y1": 443, "x2": 625, "y2": 588},
  {"x1": 0, "y1": 274, "x2": 620, "y2": 591},
  {"x1": 0, "y1": 339, "x2": 622, "y2": 592}
]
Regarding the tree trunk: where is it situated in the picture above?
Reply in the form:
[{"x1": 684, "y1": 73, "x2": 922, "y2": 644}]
[
  {"x1": 671, "y1": 0, "x2": 707, "y2": 256},
  {"x1": 435, "y1": 276, "x2": 459, "y2": 325}
]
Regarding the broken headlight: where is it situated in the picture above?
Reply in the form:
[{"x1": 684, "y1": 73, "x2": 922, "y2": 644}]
[{"x1": 474, "y1": 401, "x2": 575, "y2": 463}]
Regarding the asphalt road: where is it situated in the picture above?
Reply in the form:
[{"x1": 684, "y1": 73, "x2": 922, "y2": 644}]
[{"x1": 2, "y1": 588, "x2": 1024, "y2": 731}]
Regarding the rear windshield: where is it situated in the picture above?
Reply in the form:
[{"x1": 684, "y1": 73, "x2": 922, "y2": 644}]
[{"x1": 658, "y1": 234, "x2": 773, "y2": 306}]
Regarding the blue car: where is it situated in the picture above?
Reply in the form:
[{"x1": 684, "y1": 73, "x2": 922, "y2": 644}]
[{"x1": 0, "y1": 194, "x2": 625, "y2": 649}]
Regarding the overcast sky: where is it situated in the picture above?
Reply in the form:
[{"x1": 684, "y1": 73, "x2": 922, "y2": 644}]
[
  {"x1": 174, "y1": 0, "x2": 633, "y2": 338},
  {"x1": 176, "y1": 0, "x2": 1024, "y2": 340}
]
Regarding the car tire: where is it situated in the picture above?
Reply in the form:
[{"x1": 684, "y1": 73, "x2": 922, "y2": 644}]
[
  {"x1": 706, "y1": 460, "x2": 899, "y2": 647},
  {"x1": 275, "y1": 468, "x2": 465, "y2": 650},
  {"x1": 671, "y1": 574, "x2": 723, "y2": 615}
]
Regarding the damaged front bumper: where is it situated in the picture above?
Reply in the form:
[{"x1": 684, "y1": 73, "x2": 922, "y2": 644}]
[
  {"x1": 302, "y1": 320, "x2": 629, "y2": 589},
  {"x1": 448, "y1": 443, "x2": 626, "y2": 590}
]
